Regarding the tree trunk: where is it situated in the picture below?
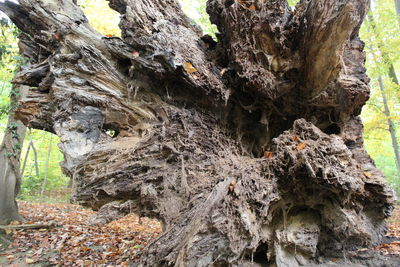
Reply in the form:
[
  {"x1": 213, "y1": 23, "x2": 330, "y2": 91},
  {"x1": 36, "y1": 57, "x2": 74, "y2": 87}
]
[
  {"x1": 0, "y1": 0, "x2": 395, "y2": 266},
  {"x1": 20, "y1": 133, "x2": 31, "y2": 177},
  {"x1": 0, "y1": 85, "x2": 28, "y2": 224},
  {"x1": 40, "y1": 133, "x2": 53, "y2": 197},
  {"x1": 31, "y1": 138, "x2": 40, "y2": 178},
  {"x1": 395, "y1": 0, "x2": 400, "y2": 27},
  {"x1": 377, "y1": 76, "x2": 400, "y2": 181},
  {"x1": 367, "y1": 8, "x2": 400, "y2": 182}
]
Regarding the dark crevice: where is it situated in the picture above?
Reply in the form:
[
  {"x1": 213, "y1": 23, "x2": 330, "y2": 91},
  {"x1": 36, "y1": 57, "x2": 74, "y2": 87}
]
[
  {"x1": 117, "y1": 58, "x2": 132, "y2": 76},
  {"x1": 253, "y1": 242, "x2": 269, "y2": 264},
  {"x1": 224, "y1": 0, "x2": 235, "y2": 8},
  {"x1": 243, "y1": 242, "x2": 269, "y2": 265},
  {"x1": 323, "y1": 123, "x2": 341, "y2": 135}
]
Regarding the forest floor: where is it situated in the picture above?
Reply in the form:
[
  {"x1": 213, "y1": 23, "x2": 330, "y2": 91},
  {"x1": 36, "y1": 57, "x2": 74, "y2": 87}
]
[
  {"x1": 0, "y1": 201, "x2": 161, "y2": 266},
  {"x1": 0, "y1": 201, "x2": 399, "y2": 266}
]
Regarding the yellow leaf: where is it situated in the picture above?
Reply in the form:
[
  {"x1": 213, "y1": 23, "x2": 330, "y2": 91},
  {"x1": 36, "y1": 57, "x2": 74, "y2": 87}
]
[
  {"x1": 184, "y1": 62, "x2": 198, "y2": 73},
  {"x1": 296, "y1": 142, "x2": 306, "y2": 151},
  {"x1": 364, "y1": 172, "x2": 373, "y2": 178},
  {"x1": 249, "y1": 4, "x2": 256, "y2": 11}
]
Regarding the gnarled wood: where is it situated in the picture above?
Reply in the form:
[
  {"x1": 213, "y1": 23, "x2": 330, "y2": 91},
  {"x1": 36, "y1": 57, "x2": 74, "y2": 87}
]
[{"x1": 0, "y1": 0, "x2": 395, "y2": 266}]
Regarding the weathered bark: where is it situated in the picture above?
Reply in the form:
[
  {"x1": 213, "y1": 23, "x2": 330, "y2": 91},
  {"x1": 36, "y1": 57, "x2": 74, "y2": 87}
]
[
  {"x1": 0, "y1": 85, "x2": 28, "y2": 224},
  {"x1": 0, "y1": 0, "x2": 395, "y2": 266}
]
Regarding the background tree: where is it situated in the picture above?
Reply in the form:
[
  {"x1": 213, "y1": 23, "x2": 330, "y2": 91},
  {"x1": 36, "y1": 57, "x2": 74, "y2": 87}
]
[
  {"x1": 395, "y1": 0, "x2": 400, "y2": 26},
  {"x1": 360, "y1": 0, "x2": 400, "y2": 194},
  {"x1": 0, "y1": 85, "x2": 27, "y2": 224},
  {"x1": 0, "y1": 19, "x2": 27, "y2": 224}
]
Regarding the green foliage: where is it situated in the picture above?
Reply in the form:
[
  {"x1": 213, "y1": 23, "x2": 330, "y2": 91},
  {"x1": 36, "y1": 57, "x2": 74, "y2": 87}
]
[
  {"x1": 0, "y1": 22, "x2": 18, "y2": 121},
  {"x1": 360, "y1": 0, "x2": 400, "y2": 195},
  {"x1": 179, "y1": 0, "x2": 218, "y2": 36},
  {"x1": 18, "y1": 130, "x2": 70, "y2": 199},
  {"x1": 287, "y1": 0, "x2": 300, "y2": 7}
]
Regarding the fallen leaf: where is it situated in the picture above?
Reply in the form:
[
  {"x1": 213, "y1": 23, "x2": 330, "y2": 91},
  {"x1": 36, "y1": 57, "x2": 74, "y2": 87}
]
[
  {"x1": 264, "y1": 152, "x2": 274, "y2": 159},
  {"x1": 296, "y1": 142, "x2": 306, "y2": 151},
  {"x1": 131, "y1": 51, "x2": 139, "y2": 58},
  {"x1": 184, "y1": 62, "x2": 197, "y2": 73},
  {"x1": 25, "y1": 258, "x2": 35, "y2": 264},
  {"x1": 363, "y1": 172, "x2": 373, "y2": 178},
  {"x1": 249, "y1": 4, "x2": 256, "y2": 11},
  {"x1": 229, "y1": 180, "x2": 237, "y2": 193},
  {"x1": 292, "y1": 135, "x2": 299, "y2": 142}
]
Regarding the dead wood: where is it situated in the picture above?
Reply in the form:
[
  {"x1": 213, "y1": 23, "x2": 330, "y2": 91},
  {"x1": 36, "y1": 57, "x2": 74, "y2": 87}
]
[
  {"x1": 0, "y1": 0, "x2": 395, "y2": 266},
  {"x1": 0, "y1": 223, "x2": 58, "y2": 231}
]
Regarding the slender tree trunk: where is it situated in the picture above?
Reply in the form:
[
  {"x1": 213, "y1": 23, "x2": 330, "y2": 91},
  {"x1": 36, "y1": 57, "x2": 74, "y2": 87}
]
[
  {"x1": 20, "y1": 131, "x2": 32, "y2": 177},
  {"x1": 31, "y1": 139, "x2": 39, "y2": 178},
  {"x1": 377, "y1": 76, "x2": 400, "y2": 180},
  {"x1": 367, "y1": 8, "x2": 400, "y2": 182},
  {"x1": 40, "y1": 134, "x2": 53, "y2": 197},
  {"x1": 0, "y1": 85, "x2": 28, "y2": 224},
  {"x1": 0, "y1": 0, "x2": 396, "y2": 265},
  {"x1": 395, "y1": 0, "x2": 400, "y2": 27}
]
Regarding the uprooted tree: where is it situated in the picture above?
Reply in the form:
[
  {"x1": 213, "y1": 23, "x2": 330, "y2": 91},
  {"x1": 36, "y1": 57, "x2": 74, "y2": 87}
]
[{"x1": 0, "y1": 0, "x2": 396, "y2": 265}]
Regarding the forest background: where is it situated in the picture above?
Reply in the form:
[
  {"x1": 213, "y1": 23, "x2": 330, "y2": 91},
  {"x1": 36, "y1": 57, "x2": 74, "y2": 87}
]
[{"x1": 0, "y1": 0, "x2": 399, "y2": 202}]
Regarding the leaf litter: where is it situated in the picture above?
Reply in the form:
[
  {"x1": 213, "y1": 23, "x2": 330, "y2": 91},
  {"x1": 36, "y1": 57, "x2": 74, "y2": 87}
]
[
  {"x1": 0, "y1": 201, "x2": 161, "y2": 266},
  {"x1": 0, "y1": 201, "x2": 399, "y2": 265}
]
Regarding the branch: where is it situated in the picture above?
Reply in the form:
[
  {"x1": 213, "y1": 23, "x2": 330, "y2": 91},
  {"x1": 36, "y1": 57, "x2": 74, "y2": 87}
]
[{"x1": 0, "y1": 223, "x2": 58, "y2": 230}]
